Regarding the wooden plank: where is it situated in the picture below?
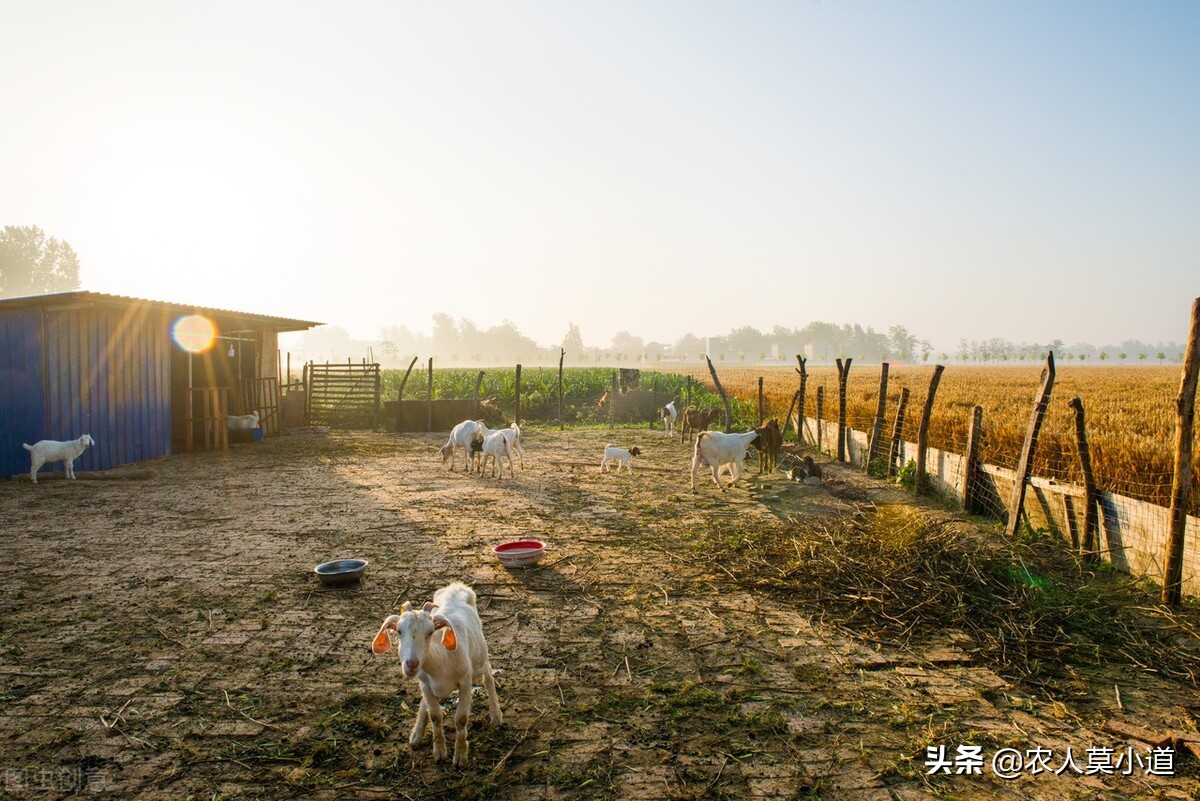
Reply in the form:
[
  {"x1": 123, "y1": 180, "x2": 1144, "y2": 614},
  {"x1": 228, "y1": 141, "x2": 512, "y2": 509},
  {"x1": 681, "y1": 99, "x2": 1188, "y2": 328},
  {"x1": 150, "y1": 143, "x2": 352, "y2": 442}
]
[
  {"x1": 795, "y1": 356, "x2": 807, "y2": 444},
  {"x1": 963, "y1": 405, "x2": 984, "y2": 513},
  {"x1": 835, "y1": 358, "x2": 852, "y2": 462},
  {"x1": 887, "y1": 388, "x2": 910, "y2": 478},
  {"x1": 1068, "y1": 397, "x2": 1101, "y2": 558}
]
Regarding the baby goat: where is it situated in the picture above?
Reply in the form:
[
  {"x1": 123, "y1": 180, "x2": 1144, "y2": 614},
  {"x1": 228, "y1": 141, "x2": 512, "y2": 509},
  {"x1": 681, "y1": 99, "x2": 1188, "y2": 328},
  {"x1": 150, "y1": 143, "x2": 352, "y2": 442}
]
[
  {"x1": 600, "y1": 444, "x2": 641, "y2": 474},
  {"x1": 660, "y1": 401, "x2": 678, "y2": 436},
  {"x1": 23, "y1": 435, "x2": 95, "y2": 484},
  {"x1": 476, "y1": 430, "x2": 513, "y2": 479},
  {"x1": 372, "y1": 582, "x2": 502, "y2": 768}
]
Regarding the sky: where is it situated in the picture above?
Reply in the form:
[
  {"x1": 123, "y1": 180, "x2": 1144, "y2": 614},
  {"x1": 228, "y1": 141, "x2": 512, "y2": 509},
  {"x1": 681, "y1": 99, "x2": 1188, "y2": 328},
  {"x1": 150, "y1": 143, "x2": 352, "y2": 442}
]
[{"x1": 2, "y1": 1, "x2": 1197, "y2": 353}]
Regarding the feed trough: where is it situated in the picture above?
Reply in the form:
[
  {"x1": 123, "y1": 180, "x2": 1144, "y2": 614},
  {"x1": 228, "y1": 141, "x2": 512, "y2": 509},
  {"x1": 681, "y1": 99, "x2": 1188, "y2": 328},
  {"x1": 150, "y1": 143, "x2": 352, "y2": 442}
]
[
  {"x1": 493, "y1": 540, "x2": 546, "y2": 568},
  {"x1": 314, "y1": 558, "x2": 368, "y2": 587}
]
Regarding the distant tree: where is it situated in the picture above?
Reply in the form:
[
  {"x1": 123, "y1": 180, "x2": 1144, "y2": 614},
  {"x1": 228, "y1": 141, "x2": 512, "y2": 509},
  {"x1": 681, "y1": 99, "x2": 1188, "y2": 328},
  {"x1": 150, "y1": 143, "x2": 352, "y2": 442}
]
[
  {"x1": 1138, "y1": 352, "x2": 1147, "y2": 361},
  {"x1": 1099, "y1": 351, "x2": 1109, "y2": 361},
  {"x1": 1157, "y1": 352, "x2": 1166, "y2": 362},
  {"x1": 561, "y1": 322, "x2": 584, "y2": 357},
  {"x1": 0, "y1": 225, "x2": 81, "y2": 298},
  {"x1": 1119, "y1": 352, "x2": 1127, "y2": 360}
]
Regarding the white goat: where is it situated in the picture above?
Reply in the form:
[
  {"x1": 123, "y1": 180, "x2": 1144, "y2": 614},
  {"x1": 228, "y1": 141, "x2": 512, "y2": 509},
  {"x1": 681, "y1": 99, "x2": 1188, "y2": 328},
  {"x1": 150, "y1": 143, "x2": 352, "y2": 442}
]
[
  {"x1": 371, "y1": 582, "x2": 502, "y2": 768},
  {"x1": 660, "y1": 401, "x2": 677, "y2": 436},
  {"x1": 476, "y1": 430, "x2": 513, "y2": 479},
  {"x1": 476, "y1": 421, "x2": 524, "y2": 470},
  {"x1": 600, "y1": 444, "x2": 640, "y2": 474},
  {"x1": 23, "y1": 435, "x2": 95, "y2": 484},
  {"x1": 227, "y1": 412, "x2": 260, "y2": 430},
  {"x1": 690, "y1": 429, "x2": 762, "y2": 491},
  {"x1": 440, "y1": 419, "x2": 484, "y2": 472}
]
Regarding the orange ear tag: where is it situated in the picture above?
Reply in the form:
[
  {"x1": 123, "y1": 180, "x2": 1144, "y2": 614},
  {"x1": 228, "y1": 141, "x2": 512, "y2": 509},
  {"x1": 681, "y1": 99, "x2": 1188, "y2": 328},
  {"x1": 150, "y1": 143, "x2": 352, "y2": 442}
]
[
  {"x1": 372, "y1": 629, "x2": 392, "y2": 655},
  {"x1": 440, "y1": 627, "x2": 458, "y2": 651}
]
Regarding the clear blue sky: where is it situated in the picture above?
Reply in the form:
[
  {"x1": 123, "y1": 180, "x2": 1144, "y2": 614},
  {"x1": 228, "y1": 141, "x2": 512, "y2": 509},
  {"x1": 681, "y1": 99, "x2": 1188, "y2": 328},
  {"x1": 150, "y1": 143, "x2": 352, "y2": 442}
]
[{"x1": 1, "y1": 1, "x2": 1196, "y2": 352}]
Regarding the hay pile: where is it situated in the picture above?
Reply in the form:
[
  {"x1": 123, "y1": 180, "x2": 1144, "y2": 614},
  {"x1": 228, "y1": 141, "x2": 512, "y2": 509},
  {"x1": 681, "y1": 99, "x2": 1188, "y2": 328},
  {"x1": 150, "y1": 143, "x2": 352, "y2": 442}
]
[{"x1": 687, "y1": 506, "x2": 1200, "y2": 696}]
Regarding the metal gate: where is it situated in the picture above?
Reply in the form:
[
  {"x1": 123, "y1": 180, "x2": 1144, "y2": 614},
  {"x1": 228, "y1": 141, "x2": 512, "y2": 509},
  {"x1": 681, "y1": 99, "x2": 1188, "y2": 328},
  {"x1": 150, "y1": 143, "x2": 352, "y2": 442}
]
[{"x1": 305, "y1": 362, "x2": 381, "y2": 429}]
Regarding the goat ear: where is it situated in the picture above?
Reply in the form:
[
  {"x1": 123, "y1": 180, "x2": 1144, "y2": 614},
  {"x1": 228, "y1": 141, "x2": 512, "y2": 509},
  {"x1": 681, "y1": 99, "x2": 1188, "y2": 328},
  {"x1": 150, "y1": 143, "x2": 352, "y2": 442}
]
[
  {"x1": 432, "y1": 614, "x2": 458, "y2": 651},
  {"x1": 371, "y1": 616, "x2": 398, "y2": 655}
]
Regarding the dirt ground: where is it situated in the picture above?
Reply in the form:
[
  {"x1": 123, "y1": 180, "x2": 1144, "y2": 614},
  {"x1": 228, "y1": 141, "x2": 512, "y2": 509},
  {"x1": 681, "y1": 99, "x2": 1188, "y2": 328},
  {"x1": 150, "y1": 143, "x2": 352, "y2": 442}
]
[{"x1": 1, "y1": 427, "x2": 1197, "y2": 800}]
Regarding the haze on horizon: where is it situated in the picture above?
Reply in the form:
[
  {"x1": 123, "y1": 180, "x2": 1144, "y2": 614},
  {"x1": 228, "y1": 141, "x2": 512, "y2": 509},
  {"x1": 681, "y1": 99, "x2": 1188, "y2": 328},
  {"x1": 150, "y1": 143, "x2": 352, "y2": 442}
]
[{"x1": 2, "y1": 1, "x2": 1196, "y2": 354}]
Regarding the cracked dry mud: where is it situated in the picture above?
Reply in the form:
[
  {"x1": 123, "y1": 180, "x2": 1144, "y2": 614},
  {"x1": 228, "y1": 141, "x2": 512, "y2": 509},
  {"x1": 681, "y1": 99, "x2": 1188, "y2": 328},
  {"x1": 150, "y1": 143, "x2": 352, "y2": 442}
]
[{"x1": 1, "y1": 428, "x2": 1196, "y2": 800}]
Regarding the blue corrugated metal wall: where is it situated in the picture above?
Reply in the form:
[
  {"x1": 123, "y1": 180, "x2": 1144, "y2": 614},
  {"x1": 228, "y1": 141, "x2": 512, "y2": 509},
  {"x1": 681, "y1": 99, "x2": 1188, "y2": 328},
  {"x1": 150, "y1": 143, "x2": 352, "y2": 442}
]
[
  {"x1": 0, "y1": 308, "x2": 47, "y2": 477},
  {"x1": 1, "y1": 302, "x2": 172, "y2": 477}
]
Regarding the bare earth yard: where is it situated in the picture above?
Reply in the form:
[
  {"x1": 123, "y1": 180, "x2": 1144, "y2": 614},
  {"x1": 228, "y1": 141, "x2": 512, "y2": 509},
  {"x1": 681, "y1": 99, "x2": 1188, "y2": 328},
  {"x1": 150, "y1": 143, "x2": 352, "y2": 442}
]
[{"x1": 1, "y1": 428, "x2": 1197, "y2": 800}]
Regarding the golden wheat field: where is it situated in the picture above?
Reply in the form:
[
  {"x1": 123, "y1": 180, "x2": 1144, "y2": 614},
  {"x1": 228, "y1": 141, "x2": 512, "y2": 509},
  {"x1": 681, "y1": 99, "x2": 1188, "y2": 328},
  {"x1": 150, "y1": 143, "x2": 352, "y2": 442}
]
[{"x1": 665, "y1": 364, "x2": 1196, "y2": 513}]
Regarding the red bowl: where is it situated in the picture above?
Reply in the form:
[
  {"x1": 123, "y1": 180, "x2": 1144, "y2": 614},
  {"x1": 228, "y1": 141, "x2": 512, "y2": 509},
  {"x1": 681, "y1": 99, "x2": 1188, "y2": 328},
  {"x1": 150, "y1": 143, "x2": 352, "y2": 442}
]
[{"x1": 493, "y1": 540, "x2": 545, "y2": 568}]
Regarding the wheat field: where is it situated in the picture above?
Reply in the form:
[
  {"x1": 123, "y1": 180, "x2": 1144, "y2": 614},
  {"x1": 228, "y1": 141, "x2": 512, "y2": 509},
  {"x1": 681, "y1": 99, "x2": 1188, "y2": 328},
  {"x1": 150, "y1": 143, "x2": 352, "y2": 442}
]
[{"x1": 662, "y1": 364, "x2": 1193, "y2": 512}]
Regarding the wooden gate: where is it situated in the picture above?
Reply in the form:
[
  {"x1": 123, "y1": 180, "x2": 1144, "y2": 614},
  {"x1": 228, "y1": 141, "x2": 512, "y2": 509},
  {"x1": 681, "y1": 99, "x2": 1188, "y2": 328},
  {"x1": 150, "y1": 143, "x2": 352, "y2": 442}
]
[{"x1": 305, "y1": 362, "x2": 381, "y2": 429}]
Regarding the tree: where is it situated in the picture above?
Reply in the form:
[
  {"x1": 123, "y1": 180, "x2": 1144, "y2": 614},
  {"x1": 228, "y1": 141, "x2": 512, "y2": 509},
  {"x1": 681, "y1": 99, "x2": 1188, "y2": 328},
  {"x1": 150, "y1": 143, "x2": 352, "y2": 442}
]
[
  {"x1": 561, "y1": 323, "x2": 584, "y2": 357},
  {"x1": 0, "y1": 225, "x2": 81, "y2": 298}
]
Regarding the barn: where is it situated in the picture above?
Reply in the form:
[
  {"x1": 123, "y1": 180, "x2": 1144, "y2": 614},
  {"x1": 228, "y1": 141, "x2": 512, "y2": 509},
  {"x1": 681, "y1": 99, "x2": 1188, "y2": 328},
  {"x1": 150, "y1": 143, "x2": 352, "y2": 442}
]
[{"x1": 0, "y1": 291, "x2": 320, "y2": 478}]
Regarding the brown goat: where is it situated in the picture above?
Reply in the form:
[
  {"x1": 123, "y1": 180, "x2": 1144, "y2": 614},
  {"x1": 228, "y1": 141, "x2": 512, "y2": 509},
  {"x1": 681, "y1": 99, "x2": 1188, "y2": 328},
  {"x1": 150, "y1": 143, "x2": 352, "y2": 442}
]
[
  {"x1": 753, "y1": 419, "x2": 782, "y2": 474},
  {"x1": 679, "y1": 406, "x2": 721, "y2": 443}
]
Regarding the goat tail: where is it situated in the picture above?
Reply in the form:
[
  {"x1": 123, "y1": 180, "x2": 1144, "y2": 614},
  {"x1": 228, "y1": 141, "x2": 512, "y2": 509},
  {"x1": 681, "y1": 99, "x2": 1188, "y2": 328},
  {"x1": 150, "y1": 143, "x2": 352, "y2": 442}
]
[{"x1": 22, "y1": 442, "x2": 33, "y2": 451}]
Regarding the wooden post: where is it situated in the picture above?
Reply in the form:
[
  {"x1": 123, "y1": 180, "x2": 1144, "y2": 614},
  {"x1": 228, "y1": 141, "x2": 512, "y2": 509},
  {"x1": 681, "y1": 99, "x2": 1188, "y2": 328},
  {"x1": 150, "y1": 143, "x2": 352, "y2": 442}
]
[
  {"x1": 1163, "y1": 298, "x2": 1200, "y2": 606},
  {"x1": 795, "y1": 356, "x2": 807, "y2": 444},
  {"x1": 1068, "y1": 397, "x2": 1100, "y2": 559},
  {"x1": 783, "y1": 390, "x2": 799, "y2": 444},
  {"x1": 963, "y1": 405, "x2": 984, "y2": 513},
  {"x1": 914, "y1": 365, "x2": 945, "y2": 496},
  {"x1": 372, "y1": 362, "x2": 381, "y2": 430},
  {"x1": 558, "y1": 348, "x2": 565, "y2": 430},
  {"x1": 887, "y1": 388, "x2": 910, "y2": 478},
  {"x1": 686, "y1": 375, "x2": 692, "y2": 409},
  {"x1": 816, "y1": 385, "x2": 825, "y2": 454},
  {"x1": 650, "y1": 375, "x2": 659, "y2": 429},
  {"x1": 303, "y1": 361, "x2": 311, "y2": 425},
  {"x1": 758, "y1": 376, "x2": 765, "y2": 423},
  {"x1": 1005, "y1": 353, "x2": 1056, "y2": 538},
  {"x1": 286, "y1": 352, "x2": 291, "y2": 388},
  {"x1": 867, "y1": 362, "x2": 890, "y2": 471},
  {"x1": 514, "y1": 363, "x2": 522, "y2": 425},
  {"x1": 705, "y1": 356, "x2": 734, "y2": 432},
  {"x1": 835, "y1": 358, "x2": 852, "y2": 462},
  {"x1": 394, "y1": 356, "x2": 418, "y2": 432},
  {"x1": 609, "y1": 372, "x2": 617, "y2": 430},
  {"x1": 472, "y1": 370, "x2": 485, "y2": 419},
  {"x1": 426, "y1": 358, "x2": 434, "y2": 432}
]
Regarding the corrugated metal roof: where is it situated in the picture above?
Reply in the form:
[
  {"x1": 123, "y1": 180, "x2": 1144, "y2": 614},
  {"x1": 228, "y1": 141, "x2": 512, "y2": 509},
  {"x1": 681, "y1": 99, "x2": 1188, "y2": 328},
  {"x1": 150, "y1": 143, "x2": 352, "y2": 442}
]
[{"x1": 0, "y1": 291, "x2": 322, "y2": 332}]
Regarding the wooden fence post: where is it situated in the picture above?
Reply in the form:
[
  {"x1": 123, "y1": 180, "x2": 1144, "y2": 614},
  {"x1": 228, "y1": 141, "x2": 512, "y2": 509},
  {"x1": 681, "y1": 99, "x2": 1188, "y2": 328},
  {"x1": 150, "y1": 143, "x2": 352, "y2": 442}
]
[
  {"x1": 796, "y1": 356, "x2": 808, "y2": 443},
  {"x1": 558, "y1": 349, "x2": 565, "y2": 430},
  {"x1": 426, "y1": 358, "x2": 434, "y2": 432},
  {"x1": 515, "y1": 363, "x2": 522, "y2": 425},
  {"x1": 650, "y1": 375, "x2": 659, "y2": 429},
  {"x1": 472, "y1": 370, "x2": 484, "y2": 420},
  {"x1": 887, "y1": 388, "x2": 910, "y2": 478},
  {"x1": 1163, "y1": 297, "x2": 1200, "y2": 606},
  {"x1": 758, "y1": 376, "x2": 765, "y2": 423},
  {"x1": 867, "y1": 362, "x2": 890, "y2": 471},
  {"x1": 686, "y1": 375, "x2": 692, "y2": 410},
  {"x1": 816, "y1": 386, "x2": 825, "y2": 454},
  {"x1": 1005, "y1": 353, "x2": 1056, "y2": 538},
  {"x1": 372, "y1": 362, "x2": 381, "y2": 430},
  {"x1": 914, "y1": 365, "x2": 945, "y2": 496},
  {"x1": 783, "y1": 390, "x2": 799, "y2": 444},
  {"x1": 1068, "y1": 397, "x2": 1100, "y2": 559},
  {"x1": 706, "y1": 356, "x2": 734, "y2": 432},
  {"x1": 609, "y1": 372, "x2": 617, "y2": 430},
  {"x1": 963, "y1": 405, "x2": 984, "y2": 513},
  {"x1": 835, "y1": 358, "x2": 852, "y2": 462}
]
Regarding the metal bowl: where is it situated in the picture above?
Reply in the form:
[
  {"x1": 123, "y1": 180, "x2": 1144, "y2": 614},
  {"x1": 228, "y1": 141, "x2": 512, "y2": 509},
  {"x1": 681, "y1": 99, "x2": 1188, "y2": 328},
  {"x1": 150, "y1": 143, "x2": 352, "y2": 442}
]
[
  {"x1": 314, "y1": 558, "x2": 368, "y2": 587},
  {"x1": 493, "y1": 540, "x2": 546, "y2": 568}
]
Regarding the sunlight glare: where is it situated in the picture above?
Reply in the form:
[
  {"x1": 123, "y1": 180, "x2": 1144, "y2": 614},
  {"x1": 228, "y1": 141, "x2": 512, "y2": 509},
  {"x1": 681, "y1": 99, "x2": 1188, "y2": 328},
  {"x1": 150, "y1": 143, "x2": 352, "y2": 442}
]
[{"x1": 172, "y1": 314, "x2": 216, "y2": 353}]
